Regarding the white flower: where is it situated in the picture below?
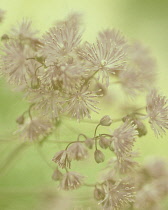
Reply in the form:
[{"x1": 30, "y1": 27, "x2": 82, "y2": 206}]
[
  {"x1": 27, "y1": 89, "x2": 63, "y2": 119},
  {"x1": 67, "y1": 142, "x2": 88, "y2": 160},
  {"x1": 100, "y1": 179, "x2": 135, "y2": 210},
  {"x1": 11, "y1": 19, "x2": 38, "y2": 41},
  {"x1": 41, "y1": 23, "x2": 81, "y2": 61},
  {"x1": 1, "y1": 41, "x2": 35, "y2": 86},
  {"x1": 16, "y1": 118, "x2": 52, "y2": 141},
  {"x1": 111, "y1": 120, "x2": 138, "y2": 159},
  {"x1": 78, "y1": 36, "x2": 127, "y2": 86},
  {"x1": 59, "y1": 171, "x2": 84, "y2": 190},
  {"x1": 52, "y1": 150, "x2": 71, "y2": 169},
  {"x1": 146, "y1": 89, "x2": 168, "y2": 137},
  {"x1": 65, "y1": 85, "x2": 99, "y2": 120}
]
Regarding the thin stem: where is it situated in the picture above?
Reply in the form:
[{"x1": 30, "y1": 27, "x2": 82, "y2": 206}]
[
  {"x1": 94, "y1": 124, "x2": 100, "y2": 150},
  {"x1": 83, "y1": 183, "x2": 95, "y2": 187},
  {"x1": 0, "y1": 143, "x2": 29, "y2": 175},
  {"x1": 65, "y1": 141, "x2": 85, "y2": 150},
  {"x1": 28, "y1": 103, "x2": 35, "y2": 120},
  {"x1": 77, "y1": 133, "x2": 87, "y2": 141}
]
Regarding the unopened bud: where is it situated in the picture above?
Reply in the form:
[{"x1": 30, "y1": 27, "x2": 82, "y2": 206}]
[
  {"x1": 85, "y1": 138, "x2": 94, "y2": 149},
  {"x1": 16, "y1": 115, "x2": 25, "y2": 125},
  {"x1": 31, "y1": 77, "x2": 40, "y2": 89},
  {"x1": 99, "y1": 115, "x2": 112, "y2": 126},
  {"x1": 136, "y1": 120, "x2": 147, "y2": 137},
  {"x1": 99, "y1": 136, "x2": 110, "y2": 149},
  {"x1": 94, "y1": 150, "x2": 105, "y2": 163},
  {"x1": 94, "y1": 186, "x2": 105, "y2": 200},
  {"x1": 52, "y1": 168, "x2": 63, "y2": 181},
  {"x1": 1, "y1": 34, "x2": 9, "y2": 41}
]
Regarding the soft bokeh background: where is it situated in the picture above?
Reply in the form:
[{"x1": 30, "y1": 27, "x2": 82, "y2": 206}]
[{"x1": 0, "y1": 0, "x2": 168, "y2": 209}]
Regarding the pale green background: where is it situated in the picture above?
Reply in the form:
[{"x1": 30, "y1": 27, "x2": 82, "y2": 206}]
[{"x1": 0, "y1": 0, "x2": 168, "y2": 209}]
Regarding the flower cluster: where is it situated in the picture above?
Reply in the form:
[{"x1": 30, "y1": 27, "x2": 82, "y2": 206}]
[{"x1": 0, "y1": 11, "x2": 168, "y2": 210}]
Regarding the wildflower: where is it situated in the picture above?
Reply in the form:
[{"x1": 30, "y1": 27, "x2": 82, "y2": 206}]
[
  {"x1": 11, "y1": 19, "x2": 38, "y2": 41},
  {"x1": 56, "y1": 12, "x2": 83, "y2": 30},
  {"x1": 122, "y1": 115, "x2": 147, "y2": 137},
  {"x1": 109, "y1": 152, "x2": 139, "y2": 174},
  {"x1": 135, "y1": 184, "x2": 160, "y2": 210},
  {"x1": 98, "y1": 28, "x2": 127, "y2": 47},
  {"x1": 99, "y1": 115, "x2": 112, "y2": 126},
  {"x1": 65, "y1": 85, "x2": 99, "y2": 120},
  {"x1": 1, "y1": 40, "x2": 34, "y2": 86},
  {"x1": 146, "y1": 89, "x2": 168, "y2": 137},
  {"x1": 119, "y1": 42, "x2": 156, "y2": 96},
  {"x1": 144, "y1": 158, "x2": 168, "y2": 179},
  {"x1": 16, "y1": 118, "x2": 52, "y2": 141},
  {"x1": 59, "y1": 171, "x2": 84, "y2": 190},
  {"x1": 94, "y1": 149, "x2": 105, "y2": 163},
  {"x1": 27, "y1": 89, "x2": 63, "y2": 119},
  {"x1": 100, "y1": 179, "x2": 135, "y2": 210},
  {"x1": 111, "y1": 120, "x2": 138, "y2": 159},
  {"x1": 67, "y1": 142, "x2": 88, "y2": 160},
  {"x1": 52, "y1": 150, "x2": 71, "y2": 169},
  {"x1": 52, "y1": 168, "x2": 63, "y2": 181},
  {"x1": 41, "y1": 22, "x2": 82, "y2": 62},
  {"x1": 78, "y1": 36, "x2": 127, "y2": 86}
]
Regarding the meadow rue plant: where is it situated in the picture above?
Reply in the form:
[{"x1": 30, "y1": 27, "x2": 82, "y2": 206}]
[{"x1": 0, "y1": 11, "x2": 168, "y2": 210}]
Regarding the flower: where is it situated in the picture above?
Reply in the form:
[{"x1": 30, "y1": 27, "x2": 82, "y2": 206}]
[
  {"x1": 27, "y1": 89, "x2": 63, "y2": 119},
  {"x1": 65, "y1": 85, "x2": 99, "y2": 120},
  {"x1": 108, "y1": 152, "x2": 139, "y2": 174},
  {"x1": 16, "y1": 118, "x2": 52, "y2": 141},
  {"x1": 78, "y1": 35, "x2": 127, "y2": 86},
  {"x1": 59, "y1": 171, "x2": 84, "y2": 190},
  {"x1": 52, "y1": 150, "x2": 71, "y2": 169},
  {"x1": 11, "y1": 19, "x2": 38, "y2": 41},
  {"x1": 41, "y1": 22, "x2": 82, "y2": 61},
  {"x1": 98, "y1": 28, "x2": 127, "y2": 47},
  {"x1": 111, "y1": 120, "x2": 138, "y2": 159},
  {"x1": 67, "y1": 142, "x2": 88, "y2": 161},
  {"x1": 146, "y1": 89, "x2": 168, "y2": 137},
  {"x1": 119, "y1": 42, "x2": 156, "y2": 96},
  {"x1": 1, "y1": 40, "x2": 35, "y2": 86},
  {"x1": 135, "y1": 184, "x2": 160, "y2": 210},
  {"x1": 99, "y1": 179, "x2": 135, "y2": 210}
]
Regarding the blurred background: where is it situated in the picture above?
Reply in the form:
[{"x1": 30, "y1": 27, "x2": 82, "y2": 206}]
[{"x1": 0, "y1": 0, "x2": 168, "y2": 209}]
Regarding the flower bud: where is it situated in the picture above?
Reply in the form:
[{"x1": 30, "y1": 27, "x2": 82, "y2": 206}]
[
  {"x1": 31, "y1": 77, "x2": 40, "y2": 89},
  {"x1": 99, "y1": 115, "x2": 112, "y2": 126},
  {"x1": 99, "y1": 136, "x2": 110, "y2": 149},
  {"x1": 94, "y1": 186, "x2": 105, "y2": 200},
  {"x1": 136, "y1": 120, "x2": 147, "y2": 137},
  {"x1": 1, "y1": 34, "x2": 9, "y2": 41},
  {"x1": 109, "y1": 141, "x2": 114, "y2": 151},
  {"x1": 85, "y1": 138, "x2": 94, "y2": 149},
  {"x1": 52, "y1": 168, "x2": 63, "y2": 181},
  {"x1": 16, "y1": 115, "x2": 25, "y2": 125},
  {"x1": 94, "y1": 150, "x2": 105, "y2": 163}
]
